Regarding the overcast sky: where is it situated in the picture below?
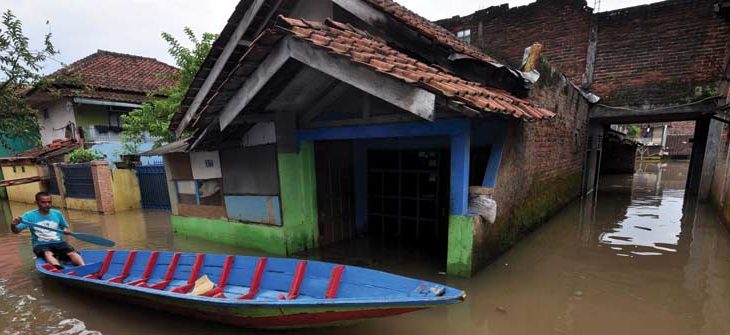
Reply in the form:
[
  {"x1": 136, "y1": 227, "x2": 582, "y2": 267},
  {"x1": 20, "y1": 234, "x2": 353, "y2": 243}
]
[{"x1": 4, "y1": 0, "x2": 661, "y2": 75}]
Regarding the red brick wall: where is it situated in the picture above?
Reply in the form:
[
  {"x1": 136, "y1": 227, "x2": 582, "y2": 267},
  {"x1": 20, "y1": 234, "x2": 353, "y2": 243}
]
[
  {"x1": 472, "y1": 66, "x2": 590, "y2": 270},
  {"x1": 438, "y1": 0, "x2": 592, "y2": 85},
  {"x1": 437, "y1": 0, "x2": 730, "y2": 107},
  {"x1": 593, "y1": 0, "x2": 729, "y2": 105}
]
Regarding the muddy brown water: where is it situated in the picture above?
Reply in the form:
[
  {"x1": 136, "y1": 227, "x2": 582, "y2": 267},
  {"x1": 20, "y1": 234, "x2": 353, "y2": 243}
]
[{"x1": 2, "y1": 161, "x2": 730, "y2": 334}]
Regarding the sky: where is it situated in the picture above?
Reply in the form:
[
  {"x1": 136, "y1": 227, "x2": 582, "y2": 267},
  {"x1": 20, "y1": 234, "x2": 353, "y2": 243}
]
[{"x1": 4, "y1": 0, "x2": 662, "y2": 75}]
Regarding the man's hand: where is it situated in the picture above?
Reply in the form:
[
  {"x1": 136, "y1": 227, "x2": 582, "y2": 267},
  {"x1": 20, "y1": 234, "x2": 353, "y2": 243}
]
[
  {"x1": 62, "y1": 228, "x2": 71, "y2": 235},
  {"x1": 10, "y1": 217, "x2": 22, "y2": 234}
]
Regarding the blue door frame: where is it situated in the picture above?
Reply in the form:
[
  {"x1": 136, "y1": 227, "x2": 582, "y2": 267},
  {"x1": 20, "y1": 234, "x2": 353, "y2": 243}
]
[{"x1": 297, "y1": 118, "x2": 508, "y2": 225}]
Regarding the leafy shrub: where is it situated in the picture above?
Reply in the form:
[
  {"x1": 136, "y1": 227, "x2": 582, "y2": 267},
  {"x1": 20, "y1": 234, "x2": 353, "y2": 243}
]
[{"x1": 67, "y1": 149, "x2": 104, "y2": 163}]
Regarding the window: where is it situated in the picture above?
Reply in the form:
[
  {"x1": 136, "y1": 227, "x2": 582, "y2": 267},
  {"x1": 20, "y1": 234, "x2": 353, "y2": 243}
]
[
  {"x1": 108, "y1": 112, "x2": 122, "y2": 132},
  {"x1": 456, "y1": 29, "x2": 471, "y2": 44},
  {"x1": 43, "y1": 108, "x2": 49, "y2": 119}
]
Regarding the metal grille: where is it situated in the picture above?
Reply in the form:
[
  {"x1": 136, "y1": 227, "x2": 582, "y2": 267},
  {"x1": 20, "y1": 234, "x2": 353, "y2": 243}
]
[
  {"x1": 47, "y1": 165, "x2": 59, "y2": 195},
  {"x1": 136, "y1": 165, "x2": 171, "y2": 210},
  {"x1": 60, "y1": 163, "x2": 95, "y2": 199}
]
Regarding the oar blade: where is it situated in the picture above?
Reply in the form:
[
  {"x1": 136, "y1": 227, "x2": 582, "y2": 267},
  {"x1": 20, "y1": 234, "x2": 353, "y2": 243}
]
[{"x1": 72, "y1": 232, "x2": 115, "y2": 247}]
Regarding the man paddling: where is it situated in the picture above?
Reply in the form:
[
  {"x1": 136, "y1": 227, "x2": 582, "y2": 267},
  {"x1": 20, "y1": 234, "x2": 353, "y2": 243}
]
[{"x1": 10, "y1": 191, "x2": 85, "y2": 269}]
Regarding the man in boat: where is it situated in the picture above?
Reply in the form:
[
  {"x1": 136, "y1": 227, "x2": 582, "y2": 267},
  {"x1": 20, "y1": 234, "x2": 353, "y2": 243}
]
[{"x1": 10, "y1": 191, "x2": 85, "y2": 269}]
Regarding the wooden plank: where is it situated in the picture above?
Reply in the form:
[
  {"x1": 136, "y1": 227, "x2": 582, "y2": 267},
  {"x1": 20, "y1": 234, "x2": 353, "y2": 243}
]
[
  {"x1": 218, "y1": 38, "x2": 293, "y2": 131},
  {"x1": 288, "y1": 38, "x2": 435, "y2": 121},
  {"x1": 0, "y1": 176, "x2": 44, "y2": 188},
  {"x1": 177, "y1": 0, "x2": 268, "y2": 136}
]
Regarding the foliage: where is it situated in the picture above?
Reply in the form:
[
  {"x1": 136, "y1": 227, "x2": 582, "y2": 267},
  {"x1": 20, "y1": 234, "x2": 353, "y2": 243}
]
[
  {"x1": 626, "y1": 124, "x2": 641, "y2": 138},
  {"x1": 66, "y1": 148, "x2": 104, "y2": 163},
  {"x1": 121, "y1": 27, "x2": 215, "y2": 149},
  {"x1": 0, "y1": 10, "x2": 57, "y2": 150}
]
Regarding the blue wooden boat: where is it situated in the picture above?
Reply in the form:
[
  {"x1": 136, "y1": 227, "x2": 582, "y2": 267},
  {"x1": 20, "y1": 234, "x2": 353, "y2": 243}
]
[{"x1": 36, "y1": 249, "x2": 465, "y2": 329}]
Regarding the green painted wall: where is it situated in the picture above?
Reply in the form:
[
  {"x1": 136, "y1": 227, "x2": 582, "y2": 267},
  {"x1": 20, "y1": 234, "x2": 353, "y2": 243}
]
[
  {"x1": 447, "y1": 215, "x2": 475, "y2": 278},
  {"x1": 171, "y1": 215, "x2": 287, "y2": 255},
  {"x1": 277, "y1": 141, "x2": 319, "y2": 254},
  {"x1": 75, "y1": 104, "x2": 109, "y2": 127}
]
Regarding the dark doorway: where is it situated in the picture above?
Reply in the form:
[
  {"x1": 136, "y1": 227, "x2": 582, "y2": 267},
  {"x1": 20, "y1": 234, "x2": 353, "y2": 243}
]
[
  {"x1": 315, "y1": 141, "x2": 355, "y2": 246},
  {"x1": 367, "y1": 149, "x2": 450, "y2": 245}
]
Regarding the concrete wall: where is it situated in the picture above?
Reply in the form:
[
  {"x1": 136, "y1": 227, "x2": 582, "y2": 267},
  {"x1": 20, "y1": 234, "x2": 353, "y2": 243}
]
[
  {"x1": 1, "y1": 165, "x2": 43, "y2": 203},
  {"x1": 709, "y1": 82, "x2": 730, "y2": 227},
  {"x1": 39, "y1": 98, "x2": 75, "y2": 145},
  {"x1": 111, "y1": 169, "x2": 141, "y2": 211}
]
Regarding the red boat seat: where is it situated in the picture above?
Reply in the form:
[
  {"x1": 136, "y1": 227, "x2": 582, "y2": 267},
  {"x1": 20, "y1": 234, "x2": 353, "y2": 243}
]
[
  {"x1": 107, "y1": 251, "x2": 137, "y2": 283},
  {"x1": 170, "y1": 254, "x2": 206, "y2": 294},
  {"x1": 85, "y1": 250, "x2": 115, "y2": 280},
  {"x1": 140, "y1": 252, "x2": 181, "y2": 290},
  {"x1": 325, "y1": 265, "x2": 346, "y2": 299},
  {"x1": 238, "y1": 257, "x2": 268, "y2": 300},
  {"x1": 279, "y1": 260, "x2": 307, "y2": 300},
  {"x1": 126, "y1": 252, "x2": 160, "y2": 286},
  {"x1": 200, "y1": 255, "x2": 234, "y2": 298}
]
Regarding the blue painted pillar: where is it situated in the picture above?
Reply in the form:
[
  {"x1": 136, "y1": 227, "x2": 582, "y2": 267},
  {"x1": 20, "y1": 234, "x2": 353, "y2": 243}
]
[
  {"x1": 482, "y1": 131, "x2": 506, "y2": 188},
  {"x1": 353, "y1": 141, "x2": 368, "y2": 234},
  {"x1": 450, "y1": 123, "x2": 471, "y2": 215}
]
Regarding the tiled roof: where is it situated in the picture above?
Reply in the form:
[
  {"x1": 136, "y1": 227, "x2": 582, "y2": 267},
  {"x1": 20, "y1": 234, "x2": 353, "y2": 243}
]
[
  {"x1": 363, "y1": 0, "x2": 500, "y2": 64},
  {"x1": 48, "y1": 50, "x2": 178, "y2": 95},
  {"x1": 0, "y1": 139, "x2": 79, "y2": 164},
  {"x1": 279, "y1": 17, "x2": 554, "y2": 120}
]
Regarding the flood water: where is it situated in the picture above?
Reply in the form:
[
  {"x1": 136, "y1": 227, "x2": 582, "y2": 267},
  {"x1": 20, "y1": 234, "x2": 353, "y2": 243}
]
[{"x1": 2, "y1": 160, "x2": 730, "y2": 334}]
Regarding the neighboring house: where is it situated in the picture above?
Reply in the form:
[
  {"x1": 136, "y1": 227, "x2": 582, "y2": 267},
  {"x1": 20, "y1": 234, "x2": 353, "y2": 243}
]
[
  {"x1": 25, "y1": 50, "x2": 178, "y2": 164},
  {"x1": 151, "y1": 0, "x2": 594, "y2": 278}
]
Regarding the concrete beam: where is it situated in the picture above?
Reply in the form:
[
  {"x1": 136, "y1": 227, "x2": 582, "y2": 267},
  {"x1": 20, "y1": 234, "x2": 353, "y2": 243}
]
[{"x1": 590, "y1": 98, "x2": 719, "y2": 124}]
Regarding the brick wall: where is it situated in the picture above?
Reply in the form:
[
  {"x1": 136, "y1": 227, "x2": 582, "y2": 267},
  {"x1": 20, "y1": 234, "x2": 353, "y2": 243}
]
[
  {"x1": 438, "y1": 0, "x2": 592, "y2": 85},
  {"x1": 90, "y1": 160, "x2": 115, "y2": 214},
  {"x1": 437, "y1": 0, "x2": 730, "y2": 107},
  {"x1": 594, "y1": 0, "x2": 729, "y2": 105},
  {"x1": 472, "y1": 63, "x2": 590, "y2": 270}
]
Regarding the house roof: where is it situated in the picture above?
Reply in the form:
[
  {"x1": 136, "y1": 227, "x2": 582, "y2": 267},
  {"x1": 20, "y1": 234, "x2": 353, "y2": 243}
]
[
  {"x1": 0, "y1": 139, "x2": 79, "y2": 165},
  {"x1": 30, "y1": 50, "x2": 179, "y2": 104},
  {"x1": 362, "y1": 0, "x2": 500, "y2": 64},
  {"x1": 171, "y1": 0, "x2": 513, "y2": 133},
  {"x1": 277, "y1": 17, "x2": 553, "y2": 120}
]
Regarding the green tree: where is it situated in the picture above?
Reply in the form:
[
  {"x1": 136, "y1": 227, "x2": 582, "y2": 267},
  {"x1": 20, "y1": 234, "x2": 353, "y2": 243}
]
[
  {"x1": 121, "y1": 28, "x2": 215, "y2": 149},
  {"x1": 0, "y1": 10, "x2": 57, "y2": 149},
  {"x1": 627, "y1": 124, "x2": 641, "y2": 138}
]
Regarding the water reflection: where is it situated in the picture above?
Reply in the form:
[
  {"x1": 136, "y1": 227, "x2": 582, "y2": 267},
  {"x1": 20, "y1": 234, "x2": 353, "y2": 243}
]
[{"x1": 2, "y1": 160, "x2": 730, "y2": 334}]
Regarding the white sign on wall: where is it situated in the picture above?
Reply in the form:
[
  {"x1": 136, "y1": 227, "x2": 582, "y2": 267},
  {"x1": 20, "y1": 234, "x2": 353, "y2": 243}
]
[{"x1": 190, "y1": 151, "x2": 222, "y2": 180}]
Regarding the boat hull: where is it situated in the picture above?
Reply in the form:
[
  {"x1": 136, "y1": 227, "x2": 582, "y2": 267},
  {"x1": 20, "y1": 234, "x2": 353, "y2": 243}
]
[
  {"x1": 45, "y1": 273, "x2": 423, "y2": 329},
  {"x1": 36, "y1": 250, "x2": 465, "y2": 329}
]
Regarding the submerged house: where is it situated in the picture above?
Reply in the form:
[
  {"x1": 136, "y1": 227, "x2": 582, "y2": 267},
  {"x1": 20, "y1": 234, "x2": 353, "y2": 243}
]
[
  {"x1": 26, "y1": 50, "x2": 178, "y2": 164},
  {"x1": 159, "y1": 0, "x2": 592, "y2": 277}
]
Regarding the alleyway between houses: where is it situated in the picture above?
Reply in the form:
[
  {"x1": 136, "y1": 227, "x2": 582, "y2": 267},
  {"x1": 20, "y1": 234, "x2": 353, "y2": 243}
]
[{"x1": 2, "y1": 161, "x2": 730, "y2": 334}]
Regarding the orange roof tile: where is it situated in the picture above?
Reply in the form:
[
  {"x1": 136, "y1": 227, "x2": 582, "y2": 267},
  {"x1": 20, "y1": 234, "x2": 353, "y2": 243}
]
[
  {"x1": 363, "y1": 0, "x2": 500, "y2": 64},
  {"x1": 278, "y1": 17, "x2": 554, "y2": 120}
]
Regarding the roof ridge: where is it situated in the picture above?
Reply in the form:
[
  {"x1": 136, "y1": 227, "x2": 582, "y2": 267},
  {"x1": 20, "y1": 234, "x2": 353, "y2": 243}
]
[
  {"x1": 50, "y1": 50, "x2": 177, "y2": 78},
  {"x1": 362, "y1": 0, "x2": 499, "y2": 64}
]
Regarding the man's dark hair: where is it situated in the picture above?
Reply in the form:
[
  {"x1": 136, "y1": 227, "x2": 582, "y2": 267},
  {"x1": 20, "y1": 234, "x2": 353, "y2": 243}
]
[{"x1": 35, "y1": 191, "x2": 51, "y2": 201}]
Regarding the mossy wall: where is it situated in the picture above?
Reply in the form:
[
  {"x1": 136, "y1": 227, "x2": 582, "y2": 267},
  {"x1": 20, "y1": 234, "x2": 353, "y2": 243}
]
[
  {"x1": 171, "y1": 215, "x2": 287, "y2": 255},
  {"x1": 468, "y1": 64, "x2": 590, "y2": 276}
]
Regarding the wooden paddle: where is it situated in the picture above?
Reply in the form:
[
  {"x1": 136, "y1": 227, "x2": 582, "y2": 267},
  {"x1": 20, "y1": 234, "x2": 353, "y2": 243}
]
[{"x1": 23, "y1": 221, "x2": 115, "y2": 247}]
